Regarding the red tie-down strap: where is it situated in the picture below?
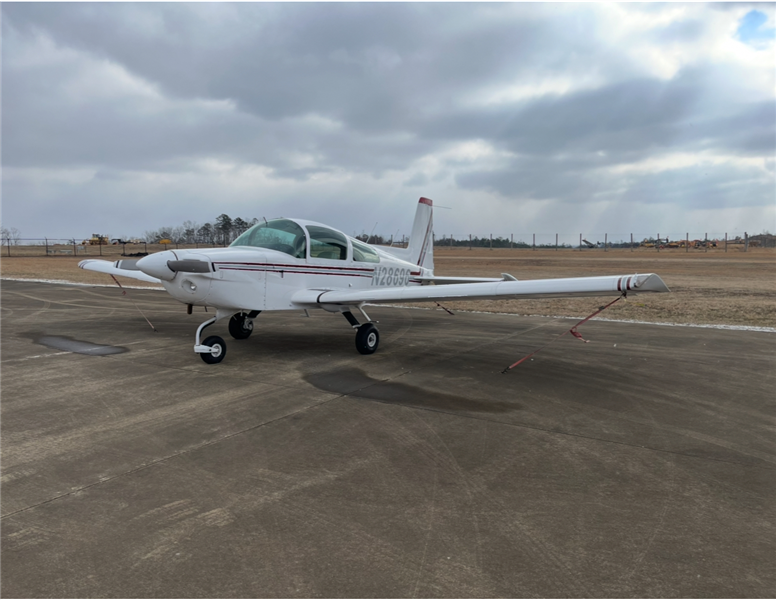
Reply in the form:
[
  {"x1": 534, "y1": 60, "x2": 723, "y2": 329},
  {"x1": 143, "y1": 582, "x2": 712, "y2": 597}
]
[
  {"x1": 110, "y1": 275, "x2": 157, "y2": 332},
  {"x1": 501, "y1": 295, "x2": 623, "y2": 373}
]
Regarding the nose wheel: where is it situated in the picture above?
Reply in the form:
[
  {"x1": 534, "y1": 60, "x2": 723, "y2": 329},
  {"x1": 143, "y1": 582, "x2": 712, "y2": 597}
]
[
  {"x1": 200, "y1": 335, "x2": 226, "y2": 364},
  {"x1": 195, "y1": 310, "x2": 260, "y2": 364}
]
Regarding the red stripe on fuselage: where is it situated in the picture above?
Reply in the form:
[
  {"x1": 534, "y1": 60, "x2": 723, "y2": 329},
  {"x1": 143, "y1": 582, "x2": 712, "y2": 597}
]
[
  {"x1": 217, "y1": 267, "x2": 374, "y2": 278},
  {"x1": 214, "y1": 261, "x2": 374, "y2": 272}
]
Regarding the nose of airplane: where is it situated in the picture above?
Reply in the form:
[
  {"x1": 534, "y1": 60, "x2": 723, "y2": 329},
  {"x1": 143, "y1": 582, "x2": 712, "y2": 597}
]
[{"x1": 137, "y1": 251, "x2": 176, "y2": 281}]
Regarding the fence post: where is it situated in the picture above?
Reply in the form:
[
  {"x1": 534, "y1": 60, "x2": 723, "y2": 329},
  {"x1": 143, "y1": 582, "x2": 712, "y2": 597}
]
[
  {"x1": 555, "y1": 233, "x2": 558, "y2": 250},
  {"x1": 725, "y1": 232, "x2": 727, "y2": 253},
  {"x1": 630, "y1": 233, "x2": 633, "y2": 252},
  {"x1": 45, "y1": 237, "x2": 49, "y2": 256},
  {"x1": 604, "y1": 233, "x2": 608, "y2": 252},
  {"x1": 705, "y1": 232, "x2": 708, "y2": 253},
  {"x1": 490, "y1": 234, "x2": 492, "y2": 251},
  {"x1": 744, "y1": 232, "x2": 748, "y2": 252},
  {"x1": 469, "y1": 234, "x2": 472, "y2": 251},
  {"x1": 686, "y1": 232, "x2": 689, "y2": 253},
  {"x1": 511, "y1": 233, "x2": 513, "y2": 249},
  {"x1": 532, "y1": 233, "x2": 535, "y2": 251},
  {"x1": 99, "y1": 241, "x2": 102, "y2": 256},
  {"x1": 657, "y1": 233, "x2": 660, "y2": 252},
  {"x1": 6, "y1": 236, "x2": 10, "y2": 257}
]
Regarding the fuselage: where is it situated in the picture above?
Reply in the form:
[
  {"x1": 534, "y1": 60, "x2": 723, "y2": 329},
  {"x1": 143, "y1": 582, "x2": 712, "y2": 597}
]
[{"x1": 135, "y1": 218, "x2": 428, "y2": 312}]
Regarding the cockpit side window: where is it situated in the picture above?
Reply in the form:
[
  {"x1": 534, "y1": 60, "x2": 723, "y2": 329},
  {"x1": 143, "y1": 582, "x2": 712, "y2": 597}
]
[
  {"x1": 307, "y1": 226, "x2": 348, "y2": 260},
  {"x1": 230, "y1": 219, "x2": 306, "y2": 258},
  {"x1": 351, "y1": 238, "x2": 380, "y2": 263}
]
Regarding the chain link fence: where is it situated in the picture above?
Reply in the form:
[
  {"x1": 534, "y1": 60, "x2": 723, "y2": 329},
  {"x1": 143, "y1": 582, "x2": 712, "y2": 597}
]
[
  {"x1": 2, "y1": 231, "x2": 774, "y2": 257},
  {"x1": 0, "y1": 239, "x2": 230, "y2": 258},
  {"x1": 431, "y1": 231, "x2": 774, "y2": 251}
]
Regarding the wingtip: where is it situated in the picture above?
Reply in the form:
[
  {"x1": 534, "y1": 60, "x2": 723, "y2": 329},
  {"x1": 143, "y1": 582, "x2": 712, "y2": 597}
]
[
  {"x1": 635, "y1": 273, "x2": 671, "y2": 293},
  {"x1": 419, "y1": 197, "x2": 433, "y2": 206}
]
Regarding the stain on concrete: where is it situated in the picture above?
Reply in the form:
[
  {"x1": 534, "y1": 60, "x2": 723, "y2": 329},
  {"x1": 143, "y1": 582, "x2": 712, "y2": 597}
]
[
  {"x1": 305, "y1": 367, "x2": 518, "y2": 413},
  {"x1": 36, "y1": 335, "x2": 127, "y2": 356}
]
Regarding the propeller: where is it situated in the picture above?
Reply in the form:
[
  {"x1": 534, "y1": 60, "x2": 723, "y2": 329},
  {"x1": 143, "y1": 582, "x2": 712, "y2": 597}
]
[{"x1": 167, "y1": 259, "x2": 211, "y2": 274}]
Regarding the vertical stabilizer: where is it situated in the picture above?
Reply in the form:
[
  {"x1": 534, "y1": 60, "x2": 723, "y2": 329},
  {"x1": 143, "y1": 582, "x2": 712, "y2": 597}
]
[
  {"x1": 408, "y1": 197, "x2": 434, "y2": 271},
  {"x1": 378, "y1": 197, "x2": 434, "y2": 272}
]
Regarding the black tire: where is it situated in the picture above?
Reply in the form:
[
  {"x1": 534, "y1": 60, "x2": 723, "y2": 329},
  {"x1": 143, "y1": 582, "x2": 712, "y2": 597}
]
[
  {"x1": 200, "y1": 335, "x2": 227, "y2": 364},
  {"x1": 228, "y1": 313, "x2": 254, "y2": 340},
  {"x1": 355, "y1": 323, "x2": 379, "y2": 355}
]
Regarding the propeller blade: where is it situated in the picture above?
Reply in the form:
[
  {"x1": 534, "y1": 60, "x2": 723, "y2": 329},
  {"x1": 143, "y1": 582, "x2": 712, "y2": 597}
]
[
  {"x1": 114, "y1": 259, "x2": 142, "y2": 271},
  {"x1": 167, "y1": 259, "x2": 211, "y2": 273}
]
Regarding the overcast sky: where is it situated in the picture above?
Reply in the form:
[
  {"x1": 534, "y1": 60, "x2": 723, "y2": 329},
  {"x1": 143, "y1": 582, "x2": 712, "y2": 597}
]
[{"x1": 2, "y1": 2, "x2": 774, "y2": 241}]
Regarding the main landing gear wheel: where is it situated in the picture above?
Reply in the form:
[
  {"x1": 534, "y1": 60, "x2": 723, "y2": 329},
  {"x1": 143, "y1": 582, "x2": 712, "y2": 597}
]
[
  {"x1": 228, "y1": 313, "x2": 254, "y2": 340},
  {"x1": 200, "y1": 335, "x2": 226, "y2": 364},
  {"x1": 355, "y1": 323, "x2": 379, "y2": 355}
]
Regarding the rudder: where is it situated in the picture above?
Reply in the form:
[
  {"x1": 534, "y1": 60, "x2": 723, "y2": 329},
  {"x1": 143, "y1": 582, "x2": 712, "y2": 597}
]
[{"x1": 408, "y1": 197, "x2": 434, "y2": 271}]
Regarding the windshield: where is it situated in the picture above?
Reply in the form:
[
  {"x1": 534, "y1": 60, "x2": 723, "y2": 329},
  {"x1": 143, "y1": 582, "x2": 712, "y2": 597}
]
[{"x1": 230, "y1": 219, "x2": 306, "y2": 258}]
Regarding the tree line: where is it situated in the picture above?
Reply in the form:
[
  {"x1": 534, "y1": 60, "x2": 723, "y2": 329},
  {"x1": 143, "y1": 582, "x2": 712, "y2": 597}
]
[{"x1": 143, "y1": 214, "x2": 260, "y2": 245}]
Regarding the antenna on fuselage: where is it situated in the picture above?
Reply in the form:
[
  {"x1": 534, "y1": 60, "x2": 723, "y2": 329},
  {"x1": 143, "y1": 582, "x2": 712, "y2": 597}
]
[{"x1": 368, "y1": 222, "x2": 378, "y2": 244}]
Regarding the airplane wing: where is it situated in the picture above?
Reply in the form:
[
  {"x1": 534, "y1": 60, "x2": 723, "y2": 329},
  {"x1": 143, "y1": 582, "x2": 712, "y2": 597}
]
[
  {"x1": 79, "y1": 259, "x2": 161, "y2": 284},
  {"x1": 415, "y1": 273, "x2": 516, "y2": 285},
  {"x1": 292, "y1": 273, "x2": 669, "y2": 307}
]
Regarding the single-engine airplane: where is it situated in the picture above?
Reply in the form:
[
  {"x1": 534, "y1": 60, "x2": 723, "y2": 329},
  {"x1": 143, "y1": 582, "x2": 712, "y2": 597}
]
[{"x1": 79, "y1": 198, "x2": 670, "y2": 364}]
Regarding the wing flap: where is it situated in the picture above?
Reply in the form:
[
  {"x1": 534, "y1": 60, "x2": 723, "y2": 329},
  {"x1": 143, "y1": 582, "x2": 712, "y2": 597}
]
[
  {"x1": 79, "y1": 259, "x2": 161, "y2": 284},
  {"x1": 292, "y1": 273, "x2": 669, "y2": 307},
  {"x1": 415, "y1": 275, "x2": 509, "y2": 285}
]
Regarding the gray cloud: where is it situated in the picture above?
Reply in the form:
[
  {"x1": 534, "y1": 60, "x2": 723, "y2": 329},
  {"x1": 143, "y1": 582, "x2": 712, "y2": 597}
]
[{"x1": 2, "y1": 3, "x2": 773, "y2": 238}]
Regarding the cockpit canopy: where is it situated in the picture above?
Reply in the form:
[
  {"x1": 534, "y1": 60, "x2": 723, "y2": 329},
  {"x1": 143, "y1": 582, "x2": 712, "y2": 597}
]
[
  {"x1": 230, "y1": 218, "x2": 379, "y2": 263},
  {"x1": 231, "y1": 219, "x2": 307, "y2": 258}
]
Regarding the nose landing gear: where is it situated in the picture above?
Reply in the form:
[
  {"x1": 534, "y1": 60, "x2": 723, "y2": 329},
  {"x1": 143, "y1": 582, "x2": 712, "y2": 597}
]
[
  {"x1": 200, "y1": 335, "x2": 226, "y2": 364},
  {"x1": 195, "y1": 309, "x2": 260, "y2": 364}
]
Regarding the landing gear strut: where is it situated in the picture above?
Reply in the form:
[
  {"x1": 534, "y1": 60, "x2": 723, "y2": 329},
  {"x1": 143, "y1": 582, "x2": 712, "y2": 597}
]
[
  {"x1": 342, "y1": 308, "x2": 380, "y2": 355},
  {"x1": 195, "y1": 309, "x2": 260, "y2": 364}
]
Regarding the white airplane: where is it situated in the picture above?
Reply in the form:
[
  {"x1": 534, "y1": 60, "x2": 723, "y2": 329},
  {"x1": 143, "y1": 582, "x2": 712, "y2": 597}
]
[{"x1": 79, "y1": 198, "x2": 670, "y2": 364}]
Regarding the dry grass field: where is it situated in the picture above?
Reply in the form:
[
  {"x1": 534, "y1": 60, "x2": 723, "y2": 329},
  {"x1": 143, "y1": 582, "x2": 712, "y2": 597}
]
[{"x1": 2, "y1": 246, "x2": 774, "y2": 328}]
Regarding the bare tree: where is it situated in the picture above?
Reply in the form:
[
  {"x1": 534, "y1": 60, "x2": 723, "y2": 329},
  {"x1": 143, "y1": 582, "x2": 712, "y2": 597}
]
[{"x1": 1, "y1": 226, "x2": 21, "y2": 245}]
